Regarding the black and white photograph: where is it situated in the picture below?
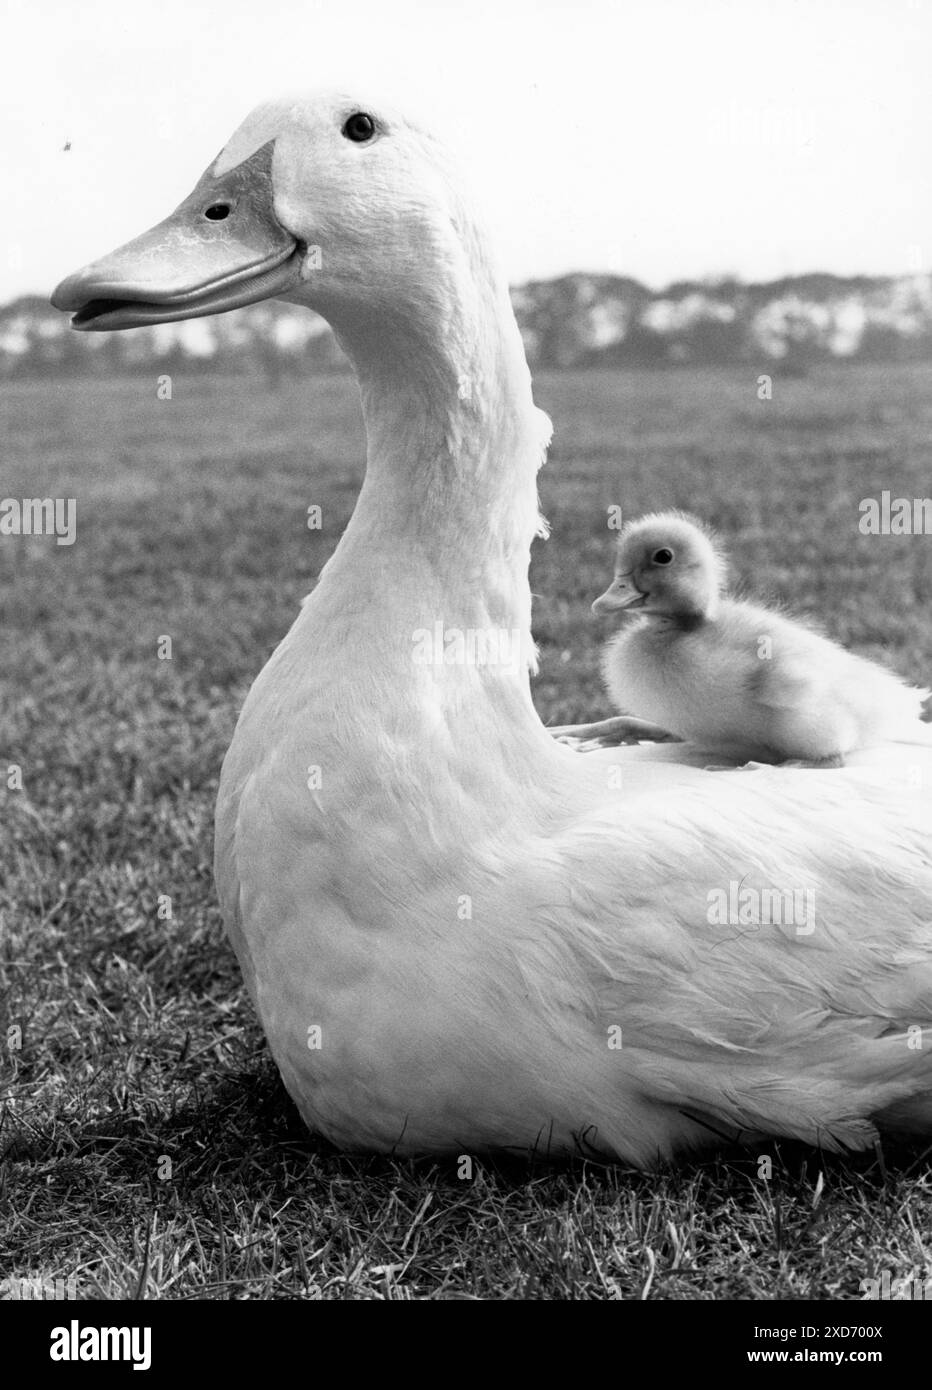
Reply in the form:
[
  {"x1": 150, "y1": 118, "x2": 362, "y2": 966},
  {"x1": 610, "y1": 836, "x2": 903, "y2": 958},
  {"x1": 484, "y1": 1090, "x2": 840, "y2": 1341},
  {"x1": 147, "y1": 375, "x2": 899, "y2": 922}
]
[{"x1": 2, "y1": 0, "x2": 931, "y2": 1348}]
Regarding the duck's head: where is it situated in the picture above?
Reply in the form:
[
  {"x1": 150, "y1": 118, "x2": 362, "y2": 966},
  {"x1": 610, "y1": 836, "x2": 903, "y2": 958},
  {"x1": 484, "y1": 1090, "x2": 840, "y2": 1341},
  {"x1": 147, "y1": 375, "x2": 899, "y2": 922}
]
[
  {"x1": 593, "y1": 512, "x2": 726, "y2": 623},
  {"x1": 51, "y1": 92, "x2": 484, "y2": 354}
]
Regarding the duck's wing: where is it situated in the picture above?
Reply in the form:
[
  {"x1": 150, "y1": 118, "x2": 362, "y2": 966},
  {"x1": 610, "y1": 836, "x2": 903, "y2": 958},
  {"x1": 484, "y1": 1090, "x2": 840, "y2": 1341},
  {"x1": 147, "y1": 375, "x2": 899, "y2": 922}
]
[{"x1": 522, "y1": 748, "x2": 932, "y2": 1161}]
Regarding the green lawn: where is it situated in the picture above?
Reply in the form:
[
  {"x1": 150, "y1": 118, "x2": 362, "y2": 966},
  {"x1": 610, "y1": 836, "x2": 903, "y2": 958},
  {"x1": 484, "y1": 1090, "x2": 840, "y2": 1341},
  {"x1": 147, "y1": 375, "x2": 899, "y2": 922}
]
[{"x1": 2, "y1": 362, "x2": 932, "y2": 1299}]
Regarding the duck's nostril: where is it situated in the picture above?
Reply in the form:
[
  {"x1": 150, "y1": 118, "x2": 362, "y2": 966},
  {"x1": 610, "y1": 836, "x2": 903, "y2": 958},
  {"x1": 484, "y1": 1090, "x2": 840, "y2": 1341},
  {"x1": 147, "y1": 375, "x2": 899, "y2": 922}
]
[{"x1": 205, "y1": 203, "x2": 231, "y2": 221}]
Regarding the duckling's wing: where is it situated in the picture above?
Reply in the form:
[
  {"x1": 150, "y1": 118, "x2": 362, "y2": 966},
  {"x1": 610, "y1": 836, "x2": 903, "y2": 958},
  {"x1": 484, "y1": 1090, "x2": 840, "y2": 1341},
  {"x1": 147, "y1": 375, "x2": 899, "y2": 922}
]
[
  {"x1": 731, "y1": 612, "x2": 868, "y2": 758},
  {"x1": 746, "y1": 650, "x2": 809, "y2": 707},
  {"x1": 732, "y1": 605, "x2": 826, "y2": 702}
]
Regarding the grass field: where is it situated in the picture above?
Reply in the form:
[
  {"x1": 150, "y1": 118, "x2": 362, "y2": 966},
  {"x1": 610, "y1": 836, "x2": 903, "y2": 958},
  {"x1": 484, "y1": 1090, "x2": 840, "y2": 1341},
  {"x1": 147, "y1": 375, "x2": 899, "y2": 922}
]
[{"x1": 3, "y1": 361, "x2": 932, "y2": 1300}]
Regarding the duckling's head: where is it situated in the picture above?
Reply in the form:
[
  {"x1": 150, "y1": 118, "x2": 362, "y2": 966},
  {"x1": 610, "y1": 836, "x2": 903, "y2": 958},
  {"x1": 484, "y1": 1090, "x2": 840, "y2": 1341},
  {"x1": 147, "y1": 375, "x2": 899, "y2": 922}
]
[{"x1": 593, "y1": 513, "x2": 726, "y2": 624}]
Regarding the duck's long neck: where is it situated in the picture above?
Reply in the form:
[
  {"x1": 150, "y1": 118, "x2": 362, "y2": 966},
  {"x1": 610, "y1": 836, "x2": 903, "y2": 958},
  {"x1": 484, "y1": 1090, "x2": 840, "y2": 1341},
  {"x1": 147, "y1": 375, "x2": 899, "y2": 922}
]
[
  {"x1": 253, "y1": 244, "x2": 569, "y2": 837},
  {"x1": 309, "y1": 253, "x2": 550, "y2": 663}
]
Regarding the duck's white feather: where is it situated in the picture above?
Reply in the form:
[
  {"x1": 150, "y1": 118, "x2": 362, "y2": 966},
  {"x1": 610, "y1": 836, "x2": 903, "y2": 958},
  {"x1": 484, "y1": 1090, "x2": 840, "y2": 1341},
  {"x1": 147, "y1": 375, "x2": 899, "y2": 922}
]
[{"x1": 205, "y1": 93, "x2": 932, "y2": 1164}]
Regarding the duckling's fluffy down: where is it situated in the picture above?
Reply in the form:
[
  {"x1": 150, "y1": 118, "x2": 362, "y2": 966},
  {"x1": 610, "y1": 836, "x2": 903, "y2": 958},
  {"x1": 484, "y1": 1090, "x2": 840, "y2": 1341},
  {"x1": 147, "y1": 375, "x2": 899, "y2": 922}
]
[{"x1": 603, "y1": 599, "x2": 929, "y2": 762}]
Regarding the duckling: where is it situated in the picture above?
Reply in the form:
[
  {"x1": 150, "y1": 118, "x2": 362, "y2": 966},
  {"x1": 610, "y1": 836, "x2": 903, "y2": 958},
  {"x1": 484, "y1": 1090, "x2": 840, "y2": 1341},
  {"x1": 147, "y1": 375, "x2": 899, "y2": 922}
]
[{"x1": 577, "y1": 511, "x2": 930, "y2": 766}]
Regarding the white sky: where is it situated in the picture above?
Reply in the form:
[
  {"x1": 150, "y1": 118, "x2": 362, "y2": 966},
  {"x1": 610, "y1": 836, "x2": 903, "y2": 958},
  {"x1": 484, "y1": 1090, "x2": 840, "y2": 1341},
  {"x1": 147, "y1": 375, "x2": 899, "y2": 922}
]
[{"x1": 3, "y1": 0, "x2": 930, "y2": 301}]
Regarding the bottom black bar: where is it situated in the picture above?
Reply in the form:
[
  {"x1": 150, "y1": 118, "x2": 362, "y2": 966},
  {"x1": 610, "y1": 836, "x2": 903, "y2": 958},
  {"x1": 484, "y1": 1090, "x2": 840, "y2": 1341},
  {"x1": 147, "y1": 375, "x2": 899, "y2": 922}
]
[{"x1": 0, "y1": 1295, "x2": 921, "y2": 1377}]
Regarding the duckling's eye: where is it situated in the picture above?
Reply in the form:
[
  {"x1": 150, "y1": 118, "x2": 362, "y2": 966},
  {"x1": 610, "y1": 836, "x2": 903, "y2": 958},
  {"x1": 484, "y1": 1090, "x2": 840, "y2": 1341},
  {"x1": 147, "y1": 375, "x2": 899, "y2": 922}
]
[
  {"x1": 204, "y1": 203, "x2": 231, "y2": 221},
  {"x1": 652, "y1": 548, "x2": 675, "y2": 565},
  {"x1": 342, "y1": 112, "x2": 377, "y2": 143}
]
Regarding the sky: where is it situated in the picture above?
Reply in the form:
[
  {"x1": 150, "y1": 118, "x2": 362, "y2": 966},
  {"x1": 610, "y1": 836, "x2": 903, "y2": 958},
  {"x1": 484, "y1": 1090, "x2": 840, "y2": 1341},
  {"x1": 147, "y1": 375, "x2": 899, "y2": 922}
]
[{"x1": 3, "y1": 0, "x2": 930, "y2": 302}]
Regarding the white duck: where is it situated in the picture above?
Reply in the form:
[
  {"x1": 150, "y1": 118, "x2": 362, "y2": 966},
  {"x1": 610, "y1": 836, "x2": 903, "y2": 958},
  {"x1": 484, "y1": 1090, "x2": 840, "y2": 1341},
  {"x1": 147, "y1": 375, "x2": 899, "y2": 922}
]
[
  {"x1": 588, "y1": 511, "x2": 931, "y2": 767},
  {"x1": 52, "y1": 93, "x2": 932, "y2": 1165}
]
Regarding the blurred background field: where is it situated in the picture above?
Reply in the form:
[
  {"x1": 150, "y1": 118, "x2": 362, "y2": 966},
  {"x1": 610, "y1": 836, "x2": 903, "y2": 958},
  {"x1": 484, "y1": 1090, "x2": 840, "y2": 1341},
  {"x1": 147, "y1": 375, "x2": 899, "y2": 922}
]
[{"x1": 2, "y1": 360, "x2": 932, "y2": 1299}]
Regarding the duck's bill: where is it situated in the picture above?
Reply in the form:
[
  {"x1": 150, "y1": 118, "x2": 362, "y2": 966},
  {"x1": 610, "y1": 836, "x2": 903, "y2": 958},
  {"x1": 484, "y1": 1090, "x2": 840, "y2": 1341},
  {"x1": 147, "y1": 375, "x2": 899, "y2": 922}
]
[
  {"x1": 592, "y1": 577, "x2": 646, "y2": 615},
  {"x1": 50, "y1": 140, "x2": 302, "y2": 331}
]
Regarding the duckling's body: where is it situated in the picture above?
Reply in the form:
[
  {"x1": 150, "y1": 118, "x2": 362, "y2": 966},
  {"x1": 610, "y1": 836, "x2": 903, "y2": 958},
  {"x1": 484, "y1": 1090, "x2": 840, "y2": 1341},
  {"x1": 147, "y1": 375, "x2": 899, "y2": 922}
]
[{"x1": 597, "y1": 513, "x2": 928, "y2": 764}]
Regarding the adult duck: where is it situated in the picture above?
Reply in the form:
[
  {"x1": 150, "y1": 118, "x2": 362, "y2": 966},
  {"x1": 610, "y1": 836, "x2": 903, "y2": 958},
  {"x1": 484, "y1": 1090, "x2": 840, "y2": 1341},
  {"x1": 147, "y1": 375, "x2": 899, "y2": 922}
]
[{"x1": 52, "y1": 93, "x2": 932, "y2": 1165}]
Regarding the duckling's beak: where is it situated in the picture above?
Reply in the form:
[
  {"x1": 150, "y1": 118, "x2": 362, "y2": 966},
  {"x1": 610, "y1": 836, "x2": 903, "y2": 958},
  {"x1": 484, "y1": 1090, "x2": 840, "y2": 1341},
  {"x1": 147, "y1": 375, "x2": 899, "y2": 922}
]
[
  {"x1": 592, "y1": 575, "x2": 646, "y2": 616},
  {"x1": 51, "y1": 140, "x2": 302, "y2": 330}
]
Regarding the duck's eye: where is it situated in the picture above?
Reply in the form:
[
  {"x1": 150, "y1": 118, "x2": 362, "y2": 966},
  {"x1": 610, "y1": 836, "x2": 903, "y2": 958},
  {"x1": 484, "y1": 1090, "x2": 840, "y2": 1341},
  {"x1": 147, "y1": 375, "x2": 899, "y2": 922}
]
[
  {"x1": 204, "y1": 203, "x2": 231, "y2": 221},
  {"x1": 652, "y1": 548, "x2": 675, "y2": 565},
  {"x1": 342, "y1": 112, "x2": 377, "y2": 143}
]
